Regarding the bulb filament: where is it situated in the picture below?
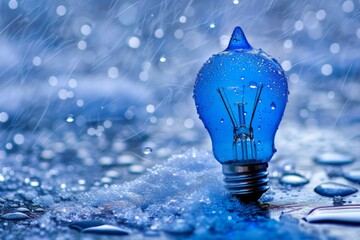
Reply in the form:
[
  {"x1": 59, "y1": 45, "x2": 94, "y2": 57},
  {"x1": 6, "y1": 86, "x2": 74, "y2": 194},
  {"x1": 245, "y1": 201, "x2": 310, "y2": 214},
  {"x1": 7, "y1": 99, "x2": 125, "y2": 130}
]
[{"x1": 217, "y1": 84, "x2": 263, "y2": 161}]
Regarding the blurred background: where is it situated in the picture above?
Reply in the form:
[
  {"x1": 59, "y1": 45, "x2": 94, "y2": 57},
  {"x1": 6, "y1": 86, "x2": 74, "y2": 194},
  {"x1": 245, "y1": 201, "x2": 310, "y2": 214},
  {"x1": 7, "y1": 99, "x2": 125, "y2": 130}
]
[{"x1": 0, "y1": 0, "x2": 359, "y2": 239}]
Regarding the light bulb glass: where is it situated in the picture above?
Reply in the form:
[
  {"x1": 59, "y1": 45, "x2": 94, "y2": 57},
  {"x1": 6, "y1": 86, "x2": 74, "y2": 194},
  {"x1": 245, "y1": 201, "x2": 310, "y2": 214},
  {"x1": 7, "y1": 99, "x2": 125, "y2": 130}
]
[{"x1": 194, "y1": 26, "x2": 288, "y2": 199}]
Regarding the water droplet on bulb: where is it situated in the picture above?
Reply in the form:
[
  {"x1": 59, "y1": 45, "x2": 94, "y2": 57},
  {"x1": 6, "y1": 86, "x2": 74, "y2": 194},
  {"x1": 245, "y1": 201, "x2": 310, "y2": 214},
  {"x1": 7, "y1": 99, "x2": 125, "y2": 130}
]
[
  {"x1": 240, "y1": 76, "x2": 245, "y2": 80},
  {"x1": 226, "y1": 26, "x2": 252, "y2": 51},
  {"x1": 279, "y1": 173, "x2": 309, "y2": 186},
  {"x1": 314, "y1": 182, "x2": 358, "y2": 197},
  {"x1": 305, "y1": 204, "x2": 360, "y2": 224},
  {"x1": 270, "y1": 102, "x2": 276, "y2": 110},
  {"x1": 220, "y1": 118, "x2": 224, "y2": 123},
  {"x1": 143, "y1": 147, "x2": 152, "y2": 155},
  {"x1": 257, "y1": 140, "x2": 261, "y2": 144}
]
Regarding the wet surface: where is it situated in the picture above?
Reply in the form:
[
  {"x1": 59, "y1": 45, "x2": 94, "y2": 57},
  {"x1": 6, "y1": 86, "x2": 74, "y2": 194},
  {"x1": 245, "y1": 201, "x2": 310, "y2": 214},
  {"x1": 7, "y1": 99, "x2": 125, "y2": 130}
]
[{"x1": 0, "y1": 0, "x2": 360, "y2": 239}]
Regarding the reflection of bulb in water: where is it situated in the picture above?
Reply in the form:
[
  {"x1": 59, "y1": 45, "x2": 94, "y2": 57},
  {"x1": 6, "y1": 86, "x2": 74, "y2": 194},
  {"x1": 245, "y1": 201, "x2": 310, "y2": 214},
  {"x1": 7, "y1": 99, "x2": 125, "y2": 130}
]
[{"x1": 194, "y1": 26, "x2": 288, "y2": 200}]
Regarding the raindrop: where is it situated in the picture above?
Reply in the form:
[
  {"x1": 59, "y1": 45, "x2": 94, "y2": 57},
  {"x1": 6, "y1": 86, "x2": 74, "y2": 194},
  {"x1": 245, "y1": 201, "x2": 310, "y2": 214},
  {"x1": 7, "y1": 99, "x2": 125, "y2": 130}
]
[
  {"x1": 283, "y1": 39, "x2": 293, "y2": 49},
  {"x1": 100, "y1": 177, "x2": 112, "y2": 184},
  {"x1": 128, "y1": 37, "x2": 140, "y2": 49},
  {"x1": 330, "y1": 43, "x2": 340, "y2": 54},
  {"x1": 13, "y1": 134, "x2": 24, "y2": 145},
  {"x1": 68, "y1": 79, "x2": 77, "y2": 88},
  {"x1": 305, "y1": 204, "x2": 360, "y2": 224},
  {"x1": 240, "y1": 76, "x2": 245, "y2": 80},
  {"x1": 316, "y1": 9, "x2": 326, "y2": 20},
  {"x1": 342, "y1": 0, "x2": 354, "y2": 13},
  {"x1": 99, "y1": 156, "x2": 114, "y2": 166},
  {"x1": 321, "y1": 64, "x2": 333, "y2": 76},
  {"x1": 56, "y1": 5, "x2": 67, "y2": 16},
  {"x1": 343, "y1": 168, "x2": 360, "y2": 184},
  {"x1": 249, "y1": 81, "x2": 257, "y2": 88},
  {"x1": 143, "y1": 147, "x2": 152, "y2": 155},
  {"x1": 129, "y1": 165, "x2": 146, "y2": 174},
  {"x1": 270, "y1": 102, "x2": 276, "y2": 110},
  {"x1": 1, "y1": 212, "x2": 29, "y2": 220},
  {"x1": 279, "y1": 173, "x2": 309, "y2": 186},
  {"x1": 16, "y1": 207, "x2": 30, "y2": 213},
  {"x1": 314, "y1": 182, "x2": 358, "y2": 197},
  {"x1": 0, "y1": 112, "x2": 9, "y2": 123},
  {"x1": 29, "y1": 177, "x2": 41, "y2": 187},
  {"x1": 81, "y1": 225, "x2": 130, "y2": 235},
  {"x1": 257, "y1": 140, "x2": 261, "y2": 144},
  {"x1": 80, "y1": 24, "x2": 92, "y2": 36},
  {"x1": 116, "y1": 154, "x2": 137, "y2": 166},
  {"x1": 314, "y1": 152, "x2": 355, "y2": 165},
  {"x1": 108, "y1": 67, "x2": 119, "y2": 78},
  {"x1": 32, "y1": 56, "x2": 42, "y2": 66},
  {"x1": 179, "y1": 16, "x2": 187, "y2": 23},
  {"x1": 220, "y1": 118, "x2": 224, "y2": 123},
  {"x1": 66, "y1": 115, "x2": 75, "y2": 123},
  {"x1": 77, "y1": 40, "x2": 87, "y2": 50},
  {"x1": 8, "y1": 0, "x2": 18, "y2": 10},
  {"x1": 281, "y1": 60, "x2": 292, "y2": 71},
  {"x1": 154, "y1": 28, "x2": 164, "y2": 38},
  {"x1": 163, "y1": 219, "x2": 195, "y2": 235},
  {"x1": 174, "y1": 29, "x2": 184, "y2": 39},
  {"x1": 69, "y1": 220, "x2": 105, "y2": 231}
]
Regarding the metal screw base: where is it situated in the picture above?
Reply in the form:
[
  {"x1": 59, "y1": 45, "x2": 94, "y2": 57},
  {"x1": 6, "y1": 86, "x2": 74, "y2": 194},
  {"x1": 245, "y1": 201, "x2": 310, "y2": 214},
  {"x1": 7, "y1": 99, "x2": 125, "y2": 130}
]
[{"x1": 222, "y1": 163, "x2": 269, "y2": 201}]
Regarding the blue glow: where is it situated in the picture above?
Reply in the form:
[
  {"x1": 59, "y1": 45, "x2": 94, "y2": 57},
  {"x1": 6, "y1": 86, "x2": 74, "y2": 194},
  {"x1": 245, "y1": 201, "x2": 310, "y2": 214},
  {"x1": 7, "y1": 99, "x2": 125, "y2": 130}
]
[{"x1": 194, "y1": 26, "x2": 288, "y2": 165}]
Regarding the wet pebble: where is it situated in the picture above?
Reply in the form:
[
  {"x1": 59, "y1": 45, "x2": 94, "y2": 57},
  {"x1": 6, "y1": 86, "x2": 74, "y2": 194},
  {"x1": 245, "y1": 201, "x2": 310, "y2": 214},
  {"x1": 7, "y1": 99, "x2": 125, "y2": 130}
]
[
  {"x1": 81, "y1": 225, "x2": 130, "y2": 235},
  {"x1": 343, "y1": 168, "x2": 360, "y2": 184},
  {"x1": 314, "y1": 152, "x2": 355, "y2": 165},
  {"x1": 279, "y1": 173, "x2": 309, "y2": 186},
  {"x1": 1, "y1": 212, "x2": 30, "y2": 220},
  {"x1": 305, "y1": 204, "x2": 360, "y2": 224},
  {"x1": 314, "y1": 182, "x2": 358, "y2": 197},
  {"x1": 163, "y1": 219, "x2": 195, "y2": 235}
]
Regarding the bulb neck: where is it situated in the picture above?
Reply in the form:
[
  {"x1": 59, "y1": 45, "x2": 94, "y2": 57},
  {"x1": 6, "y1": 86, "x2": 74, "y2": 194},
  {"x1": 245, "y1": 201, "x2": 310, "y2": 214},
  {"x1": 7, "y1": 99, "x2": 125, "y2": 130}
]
[{"x1": 222, "y1": 162, "x2": 269, "y2": 201}]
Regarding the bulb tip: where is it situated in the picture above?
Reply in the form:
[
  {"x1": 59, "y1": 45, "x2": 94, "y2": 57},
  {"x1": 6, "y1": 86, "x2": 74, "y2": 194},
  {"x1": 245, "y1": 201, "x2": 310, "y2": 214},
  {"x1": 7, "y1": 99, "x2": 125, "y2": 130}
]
[
  {"x1": 226, "y1": 26, "x2": 252, "y2": 51},
  {"x1": 222, "y1": 163, "x2": 269, "y2": 200}
]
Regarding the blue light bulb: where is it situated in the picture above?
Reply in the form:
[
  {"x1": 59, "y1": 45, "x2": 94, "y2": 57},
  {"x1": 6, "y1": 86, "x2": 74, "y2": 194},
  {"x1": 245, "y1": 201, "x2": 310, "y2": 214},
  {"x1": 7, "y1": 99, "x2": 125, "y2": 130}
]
[{"x1": 194, "y1": 26, "x2": 288, "y2": 200}]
